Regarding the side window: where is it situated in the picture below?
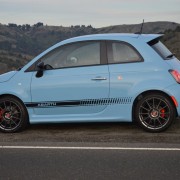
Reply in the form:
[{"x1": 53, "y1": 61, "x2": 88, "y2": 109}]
[
  {"x1": 108, "y1": 42, "x2": 143, "y2": 64},
  {"x1": 41, "y1": 41, "x2": 100, "y2": 69}
]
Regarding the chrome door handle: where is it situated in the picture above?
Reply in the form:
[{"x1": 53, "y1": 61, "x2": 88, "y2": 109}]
[{"x1": 91, "y1": 77, "x2": 107, "y2": 81}]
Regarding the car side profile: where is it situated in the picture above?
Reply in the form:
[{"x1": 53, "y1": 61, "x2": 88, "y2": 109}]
[{"x1": 0, "y1": 33, "x2": 180, "y2": 133}]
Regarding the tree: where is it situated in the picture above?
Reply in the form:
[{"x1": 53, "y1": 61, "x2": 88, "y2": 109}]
[
  {"x1": 8, "y1": 23, "x2": 17, "y2": 28},
  {"x1": 33, "y1": 22, "x2": 44, "y2": 28}
]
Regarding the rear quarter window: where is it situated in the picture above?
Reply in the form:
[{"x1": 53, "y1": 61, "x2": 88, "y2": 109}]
[{"x1": 107, "y1": 41, "x2": 143, "y2": 64}]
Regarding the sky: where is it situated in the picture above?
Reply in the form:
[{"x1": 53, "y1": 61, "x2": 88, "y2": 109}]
[{"x1": 0, "y1": 0, "x2": 180, "y2": 27}]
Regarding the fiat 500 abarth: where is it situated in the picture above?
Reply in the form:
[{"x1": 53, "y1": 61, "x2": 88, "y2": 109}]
[{"x1": 0, "y1": 33, "x2": 180, "y2": 133}]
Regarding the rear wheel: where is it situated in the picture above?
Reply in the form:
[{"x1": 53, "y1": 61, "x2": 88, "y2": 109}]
[
  {"x1": 135, "y1": 93, "x2": 176, "y2": 132},
  {"x1": 0, "y1": 96, "x2": 28, "y2": 133}
]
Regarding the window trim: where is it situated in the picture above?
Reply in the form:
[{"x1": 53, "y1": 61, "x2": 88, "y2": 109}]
[
  {"x1": 25, "y1": 40, "x2": 107, "y2": 72},
  {"x1": 106, "y1": 40, "x2": 144, "y2": 65}
]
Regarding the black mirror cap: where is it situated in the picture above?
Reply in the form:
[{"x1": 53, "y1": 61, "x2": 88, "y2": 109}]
[
  {"x1": 36, "y1": 70, "x2": 43, "y2": 78},
  {"x1": 36, "y1": 62, "x2": 44, "y2": 78},
  {"x1": 37, "y1": 62, "x2": 45, "y2": 70}
]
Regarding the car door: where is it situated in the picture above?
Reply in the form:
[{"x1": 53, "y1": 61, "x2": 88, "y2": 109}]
[
  {"x1": 107, "y1": 40, "x2": 144, "y2": 96},
  {"x1": 30, "y1": 41, "x2": 109, "y2": 116}
]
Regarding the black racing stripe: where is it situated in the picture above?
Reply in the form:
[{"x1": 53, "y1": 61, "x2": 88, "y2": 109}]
[
  {"x1": 25, "y1": 101, "x2": 81, "y2": 108},
  {"x1": 25, "y1": 103, "x2": 39, "y2": 108},
  {"x1": 25, "y1": 97, "x2": 132, "y2": 108},
  {"x1": 56, "y1": 101, "x2": 80, "y2": 106}
]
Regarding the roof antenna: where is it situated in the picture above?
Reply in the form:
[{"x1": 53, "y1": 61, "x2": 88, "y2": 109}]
[{"x1": 139, "y1": 19, "x2": 144, "y2": 34}]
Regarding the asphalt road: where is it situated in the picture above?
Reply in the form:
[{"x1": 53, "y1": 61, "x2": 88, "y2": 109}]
[
  {"x1": 1, "y1": 119, "x2": 180, "y2": 145},
  {"x1": 1, "y1": 147, "x2": 180, "y2": 180},
  {"x1": 1, "y1": 119, "x2": 180, "y2": 180}
]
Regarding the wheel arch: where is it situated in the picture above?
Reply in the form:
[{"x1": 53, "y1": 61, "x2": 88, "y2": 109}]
[{"x1": 132, "y1": 90, "x2": 178, "y2": 121}]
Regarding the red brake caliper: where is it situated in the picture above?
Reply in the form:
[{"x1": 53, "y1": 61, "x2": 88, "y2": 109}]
[{"x1": 160, "y1": 109, "x2": 165, "y2": 118}]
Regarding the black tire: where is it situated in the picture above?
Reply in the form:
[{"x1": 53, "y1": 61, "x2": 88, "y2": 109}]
[
  {"x1": 0, "y1": 96, "x2": 29, "y2": 133},
  {"x1": 134, "y1": 93, "x2": 176, "y2": 132}
]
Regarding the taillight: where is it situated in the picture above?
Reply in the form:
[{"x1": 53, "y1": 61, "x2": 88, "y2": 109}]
[{"x1": 169, "y1": 70, "x2": 180, "y2": 84}]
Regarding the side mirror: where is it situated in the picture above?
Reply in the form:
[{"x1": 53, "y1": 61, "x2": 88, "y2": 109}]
[{"x1": 36, "y1": 62, "x2": 44, "y2": 78}]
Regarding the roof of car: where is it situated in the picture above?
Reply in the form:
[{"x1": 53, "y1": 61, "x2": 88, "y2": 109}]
[{"x1": 60, "y1": 33, "x2": 163, "y2": 45}]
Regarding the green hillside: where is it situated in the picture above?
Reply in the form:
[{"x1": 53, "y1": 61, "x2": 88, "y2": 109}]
[{"x1": 0, "y1": 21, "x2": 180, "y2": 74}]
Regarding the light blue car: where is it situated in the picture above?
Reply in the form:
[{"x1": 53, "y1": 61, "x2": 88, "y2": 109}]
[{"x1": 0, "y1": 33, "x2": 180, "y2": 133}]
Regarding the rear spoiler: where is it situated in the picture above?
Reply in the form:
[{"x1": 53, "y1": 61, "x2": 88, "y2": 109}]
[
  {"x1": 147, "y1": 35, "x2": 163, "y2": 46},
  {"x1": 138, "y1": 34, "x2": 163, "y2": 43}
]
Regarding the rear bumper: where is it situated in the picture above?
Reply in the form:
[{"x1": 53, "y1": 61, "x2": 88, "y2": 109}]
[{"x1": 164, "y1": 84, "x2": 180, "y2": 116}]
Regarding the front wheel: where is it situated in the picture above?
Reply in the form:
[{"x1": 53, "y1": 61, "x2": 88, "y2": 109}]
[
  {"x1": 135, "y1": 93, "x2": 176, "y2": 132},
  {"x1": 0, "y1": 96, "x2": 29, "y2": 133}
]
